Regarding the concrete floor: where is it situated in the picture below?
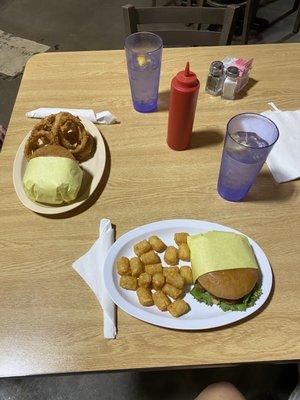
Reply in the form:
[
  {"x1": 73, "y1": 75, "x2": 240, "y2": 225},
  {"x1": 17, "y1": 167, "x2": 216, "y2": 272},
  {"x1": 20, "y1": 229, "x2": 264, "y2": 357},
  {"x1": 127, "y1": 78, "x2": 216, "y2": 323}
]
[{"x1": 0, "y1": 0, "x2": 299, "y2": 398}]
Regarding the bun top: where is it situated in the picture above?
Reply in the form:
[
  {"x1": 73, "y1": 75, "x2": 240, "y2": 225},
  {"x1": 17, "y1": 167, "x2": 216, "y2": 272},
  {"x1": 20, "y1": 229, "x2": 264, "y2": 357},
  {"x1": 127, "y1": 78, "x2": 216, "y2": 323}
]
[
  {"x1": 197, "y1": 268, "x2": 259, "y2": 300},
  {"x1": 30, "y1": 144, "x2": 75, "y2": 161}
]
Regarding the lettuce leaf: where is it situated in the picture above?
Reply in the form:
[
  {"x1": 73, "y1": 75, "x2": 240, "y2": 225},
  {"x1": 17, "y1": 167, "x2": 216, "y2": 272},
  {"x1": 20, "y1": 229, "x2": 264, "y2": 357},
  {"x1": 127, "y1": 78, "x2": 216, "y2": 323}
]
[{"x1": 190, "y1": 285, "x2": 262, "y2": 312}]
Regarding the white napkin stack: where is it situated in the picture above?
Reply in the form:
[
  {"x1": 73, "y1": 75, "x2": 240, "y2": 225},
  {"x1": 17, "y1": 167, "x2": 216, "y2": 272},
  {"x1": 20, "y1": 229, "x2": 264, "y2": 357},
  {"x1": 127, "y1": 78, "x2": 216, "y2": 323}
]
[
  {"x1": 26, "y1": 108, "x2": 118, "y2": 125},
  {"x1": 262, "y1": 103, "x2": 300, "y2": 183},
  {"x1": 73, "y1": 219, "x2": 116, "y2": 339}
]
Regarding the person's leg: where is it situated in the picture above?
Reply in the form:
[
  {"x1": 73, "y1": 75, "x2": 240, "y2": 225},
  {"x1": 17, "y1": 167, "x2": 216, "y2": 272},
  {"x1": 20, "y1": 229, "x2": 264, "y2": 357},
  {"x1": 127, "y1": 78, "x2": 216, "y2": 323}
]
[{"x1": 195, "y1": 382, "x2": 246, "y2": 400}]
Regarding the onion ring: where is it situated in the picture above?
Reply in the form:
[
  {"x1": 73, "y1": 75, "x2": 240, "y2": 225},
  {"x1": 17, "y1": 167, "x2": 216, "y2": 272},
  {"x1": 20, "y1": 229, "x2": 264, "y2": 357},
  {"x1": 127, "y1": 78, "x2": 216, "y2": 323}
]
[
  {"x1": 52, "y1": 112, "x2": 93, "y2": 161},
  {"x1": 24, "y1": 112, "x2": 94, "y2": 162},
  {"x1": 74, "y1": 132, "x2": 94, "y2": 162},
  {"x1": 24, "y1": 131, "x2": 54, "y2": 160},
  {"x1": 31, "y1": 114, "x2": 56, "y2": 136}
]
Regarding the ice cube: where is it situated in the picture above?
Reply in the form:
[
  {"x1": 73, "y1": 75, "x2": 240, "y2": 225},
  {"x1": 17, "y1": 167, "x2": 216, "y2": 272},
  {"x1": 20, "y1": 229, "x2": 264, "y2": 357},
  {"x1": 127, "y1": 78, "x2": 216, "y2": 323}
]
[{"x1": 233, "y1": 131, "x2": 268, "y2": 148}]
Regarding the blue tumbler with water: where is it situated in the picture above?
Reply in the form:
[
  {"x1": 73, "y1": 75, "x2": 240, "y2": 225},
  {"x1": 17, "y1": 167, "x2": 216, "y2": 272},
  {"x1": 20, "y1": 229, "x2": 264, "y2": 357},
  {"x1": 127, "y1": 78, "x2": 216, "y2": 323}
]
[
  {"x1": 125, "y1": 32, "x2": 163, "y2": 113},
  {"x1": 217, "y1": 113, "x2": 279, "y2": 202}
]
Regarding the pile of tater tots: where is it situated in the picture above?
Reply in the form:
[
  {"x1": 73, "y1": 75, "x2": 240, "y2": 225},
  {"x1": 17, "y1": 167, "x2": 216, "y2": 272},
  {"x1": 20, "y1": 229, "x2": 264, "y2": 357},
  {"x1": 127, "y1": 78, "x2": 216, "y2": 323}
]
[{"x1": 117, "y1": 232, "x2": 193, "y2": 318}]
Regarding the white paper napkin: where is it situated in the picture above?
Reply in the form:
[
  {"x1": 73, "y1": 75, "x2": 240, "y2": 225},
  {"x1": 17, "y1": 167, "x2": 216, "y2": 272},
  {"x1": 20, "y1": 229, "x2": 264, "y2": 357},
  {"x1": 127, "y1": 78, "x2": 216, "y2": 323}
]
[
  {"x1": 26, "y1": 108, "x2": 118, "y2": 124},
  {"x1": 73, "y1": 219, "x2": 116, "y2": 339},
  {"x1": 262, "y1": 103, "x2": 300, "y2": 183}
]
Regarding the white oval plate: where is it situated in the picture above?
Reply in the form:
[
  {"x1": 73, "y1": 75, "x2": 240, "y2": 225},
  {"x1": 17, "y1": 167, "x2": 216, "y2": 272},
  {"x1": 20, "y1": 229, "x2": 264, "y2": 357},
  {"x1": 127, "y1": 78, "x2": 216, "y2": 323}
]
[
  {"x1": 13, "y1": 117, "x2": 106, "y2": 214},
  {"x1": 103, "y1": 219, "x2": 273, "y2": 330}
]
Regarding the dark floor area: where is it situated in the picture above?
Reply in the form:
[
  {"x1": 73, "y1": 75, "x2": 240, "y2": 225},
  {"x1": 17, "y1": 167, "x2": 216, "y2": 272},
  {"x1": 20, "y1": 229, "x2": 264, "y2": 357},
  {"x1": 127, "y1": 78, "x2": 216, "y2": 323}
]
[{"x1": 0, "y1": 363, "x2": 298, "y2": 400}]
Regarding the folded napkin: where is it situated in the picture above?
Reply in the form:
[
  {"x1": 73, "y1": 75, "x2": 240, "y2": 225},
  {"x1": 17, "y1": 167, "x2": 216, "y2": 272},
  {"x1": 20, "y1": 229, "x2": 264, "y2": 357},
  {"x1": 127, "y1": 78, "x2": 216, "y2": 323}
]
[
  {"x1": 262, "y1": 103, "x2": 300, "y2": 183},
  {"x1": 73, "y1": 219, "x2": 116, "y2": 339},
  {"x1": 26, "y1": 108, "x2": 118, "y2": 124}
]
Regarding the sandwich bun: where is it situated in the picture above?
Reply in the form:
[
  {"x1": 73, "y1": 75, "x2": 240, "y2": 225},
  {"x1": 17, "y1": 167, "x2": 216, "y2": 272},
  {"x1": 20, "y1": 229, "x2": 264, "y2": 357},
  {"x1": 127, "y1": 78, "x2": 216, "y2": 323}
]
[
  {"x1": 197, "y1": 268, "x2": 259, "y2": 300},
  {"x1": 30, "y1": 144, "x2": 75, "y2": 160}
]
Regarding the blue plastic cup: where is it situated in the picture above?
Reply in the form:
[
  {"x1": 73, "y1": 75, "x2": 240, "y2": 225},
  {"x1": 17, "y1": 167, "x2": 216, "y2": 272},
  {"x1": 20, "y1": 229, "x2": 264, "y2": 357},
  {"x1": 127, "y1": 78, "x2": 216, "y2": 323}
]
[
  {"x1": 125, "y1": 32, "x2": 163, "y2": 113},
  {"x1": 217, "y1": 113, "x2": 279, "y2": 202}
]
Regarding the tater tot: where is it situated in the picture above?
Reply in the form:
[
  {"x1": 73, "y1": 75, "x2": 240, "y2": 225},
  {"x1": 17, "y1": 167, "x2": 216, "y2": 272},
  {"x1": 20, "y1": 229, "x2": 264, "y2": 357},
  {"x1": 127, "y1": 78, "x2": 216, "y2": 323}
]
[
  {"x1": 167, "y1": 299, "x2": 190, "y2": 318},
  {"x1": 180, "y1": 266, "x2": 193, "y2": 285},
  {"x1": 166, "y1": 272, "x2": 185, "y2": 289},
  {"x1": 140, "y1": 250, "x2": 160, "y2": 265},
  {"x1": 162, "y1": 283, "x2": 182, "y2": 300},
  {"x1": 164, "y1": 246, "x2": 178, "y2": 266},
  {"x1": 148, "y1": 235, "x2": 167, "y2": 253},
  {"x1": 163, "y1": 266, "x2": 180, "y2": 277},
  {"x1": 152, "y1": 272, "x2": 165, "y2": 290},
  {"x1": 174, "y1": 232, "x2": 189, "y2": 246},
  {"x1": 138, "y1": 272, "x2": 152, "y2": 288},
  {"x1": 129, "y1": 257, "x2": 144, "y2": 277},
  {"x1": 178, "y1": 243, "x2": 190, "y2": 261},
  {"x1": 137, "y1": 287, "x2": 154, "y2": 306},
  {"x1": 133, "y1": 240, "x2": 152, "y2": 257},
  {"x1": 153, "y1": 291, "x2": 171, "y2": 311},
  {"x1": 120, "y1": 275, "x2": 138, "y2": 290},
  {"x1": 117, "y1": 257, "x2": 131, "y2": 276},
  {"x1": 145, "y1": 263, "x2": 163, "y2": 276}
]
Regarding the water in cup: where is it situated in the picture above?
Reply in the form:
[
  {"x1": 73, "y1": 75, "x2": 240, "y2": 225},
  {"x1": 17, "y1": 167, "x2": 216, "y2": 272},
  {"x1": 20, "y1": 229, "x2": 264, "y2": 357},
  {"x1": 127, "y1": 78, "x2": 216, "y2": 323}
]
[
  {"x1": 128, "y1": 55, "x2": 161, "y2": 113},
  {"x1": 217, "y1": 113, "x2": 279, "y2": 202},
  {"x1": 125, "y1": 32, "x2": 163, "y2": 113},
  {"x1": 218, "y1": 131, "x2": 270, "y2": 201}
]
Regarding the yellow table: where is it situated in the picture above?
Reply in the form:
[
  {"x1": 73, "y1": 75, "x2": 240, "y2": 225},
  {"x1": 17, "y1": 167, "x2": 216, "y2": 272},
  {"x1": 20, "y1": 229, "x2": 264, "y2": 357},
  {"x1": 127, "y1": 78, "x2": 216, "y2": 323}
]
[{"x1": 0, "y1": 44, "x2": 299, "y2": 378}]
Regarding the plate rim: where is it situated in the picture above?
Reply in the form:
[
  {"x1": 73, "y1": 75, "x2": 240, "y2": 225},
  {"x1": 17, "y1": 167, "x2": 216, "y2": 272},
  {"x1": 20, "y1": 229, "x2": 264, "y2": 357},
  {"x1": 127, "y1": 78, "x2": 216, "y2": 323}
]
[
  {"x1": 12, "y1": 117, "x2": 106, "y2": 215},
  {"x1": 103, "y1": 219, "x2": 273, "y2": 330}
]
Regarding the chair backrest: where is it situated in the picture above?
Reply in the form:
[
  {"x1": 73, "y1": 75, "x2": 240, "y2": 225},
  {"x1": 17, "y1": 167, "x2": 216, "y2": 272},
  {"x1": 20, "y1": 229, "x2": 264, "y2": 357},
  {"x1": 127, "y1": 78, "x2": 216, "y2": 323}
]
[{"x1": 122, "y1": 4, "x2": 237, "y2": 46}]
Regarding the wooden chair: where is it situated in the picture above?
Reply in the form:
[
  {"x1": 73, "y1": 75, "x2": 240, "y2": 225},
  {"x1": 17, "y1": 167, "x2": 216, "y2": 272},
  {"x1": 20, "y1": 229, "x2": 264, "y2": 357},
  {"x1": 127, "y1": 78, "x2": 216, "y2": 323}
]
[
  {"x1": 123, "y1": 4, "x2": 238, "y2": 46},
  {"x1": 265, "y1": 0, "x2": 300, "y2": 29},
  {"x1": 198, "y1": 0, "x2": 256, "y2": 44},
  {"x1": 293, "y1": 2, "x2": 300, "y2": 33}
]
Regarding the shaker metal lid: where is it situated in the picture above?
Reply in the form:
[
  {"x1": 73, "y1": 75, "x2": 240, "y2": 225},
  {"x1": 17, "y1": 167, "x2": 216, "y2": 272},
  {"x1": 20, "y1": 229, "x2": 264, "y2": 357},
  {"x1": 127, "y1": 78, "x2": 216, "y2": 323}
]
[
  {"x1": 210, "y1": 61, "x2": 224, "y2": 77},
  {"x1": 226, "y1": 66, "x2": 239, "y2": 78}
]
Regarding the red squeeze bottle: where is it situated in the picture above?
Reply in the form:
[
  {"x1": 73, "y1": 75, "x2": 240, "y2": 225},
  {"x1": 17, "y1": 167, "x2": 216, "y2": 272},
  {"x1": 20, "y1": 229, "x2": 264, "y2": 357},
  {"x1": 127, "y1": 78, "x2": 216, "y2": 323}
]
[{"x1": 167, "y1": 62, "x2": 200, "y2": 150}]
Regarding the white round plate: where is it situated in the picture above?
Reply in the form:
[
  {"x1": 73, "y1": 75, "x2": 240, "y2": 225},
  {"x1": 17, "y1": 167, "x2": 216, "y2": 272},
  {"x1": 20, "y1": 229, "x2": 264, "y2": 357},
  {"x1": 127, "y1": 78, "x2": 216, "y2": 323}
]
[
  {"x1": 103, "y1": 219, "x2": 273, "y2": 330},
  {"x1": 13, "y1": 117, "x2": 106, "y2": 214}
]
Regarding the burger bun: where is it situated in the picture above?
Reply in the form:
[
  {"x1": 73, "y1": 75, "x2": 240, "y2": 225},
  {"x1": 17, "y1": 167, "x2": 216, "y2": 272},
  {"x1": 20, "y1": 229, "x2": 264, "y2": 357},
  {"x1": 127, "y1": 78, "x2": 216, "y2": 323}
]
[{"x1": 197, "y1": 268, "x2": 259, "y2": 300}]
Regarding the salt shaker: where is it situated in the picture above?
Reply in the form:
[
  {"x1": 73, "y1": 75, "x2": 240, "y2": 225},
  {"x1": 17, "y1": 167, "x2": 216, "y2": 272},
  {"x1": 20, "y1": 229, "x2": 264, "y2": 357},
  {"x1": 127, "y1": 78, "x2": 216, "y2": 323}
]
[
  {"x1": 205, "y1": 61, "x2": 224, "y2": 96},
  {"x1": 222, "y1": 66, "x2": 239, "y2": 100}
]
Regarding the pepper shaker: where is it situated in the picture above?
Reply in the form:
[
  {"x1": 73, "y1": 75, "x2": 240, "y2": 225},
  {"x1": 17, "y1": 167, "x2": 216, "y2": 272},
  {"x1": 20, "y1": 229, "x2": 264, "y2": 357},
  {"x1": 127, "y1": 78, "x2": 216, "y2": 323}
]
[
  {"x1": 205, "y1": 61, "x2": 224, "y2": 96},
  {"x1": 222, "y1": 66, "x2": 239, "y2": 100}
]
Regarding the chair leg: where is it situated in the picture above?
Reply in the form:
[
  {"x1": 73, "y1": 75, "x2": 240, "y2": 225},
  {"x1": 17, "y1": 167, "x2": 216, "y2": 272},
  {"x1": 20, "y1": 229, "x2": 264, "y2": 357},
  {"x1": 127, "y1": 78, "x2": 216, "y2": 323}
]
[
  {"x1": 197, "y1": 0, "x2": 206, "y2": 30},
  {"x1": 241, "y1": 0, "x2": 255, "y2": 44},
  {"x1": 293, "y1": 4, "x2": 300, "y2": 33},
  {"x1": 293, "y1": 0, "x2": 300, "y2": 13}
]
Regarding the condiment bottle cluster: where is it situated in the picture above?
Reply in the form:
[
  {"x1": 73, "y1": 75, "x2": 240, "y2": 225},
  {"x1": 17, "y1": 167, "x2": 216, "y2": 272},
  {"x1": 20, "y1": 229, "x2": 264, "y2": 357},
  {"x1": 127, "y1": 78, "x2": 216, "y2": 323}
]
[
  {"x1": 205, "y1": 60, "x2": 239, "y2": 100},
  {"x1": 166, "y1": 58, "x2": 253, "y2": 152},
  {"x1": 205, "y1": 57, "x2": 253, "y2": 100}
]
